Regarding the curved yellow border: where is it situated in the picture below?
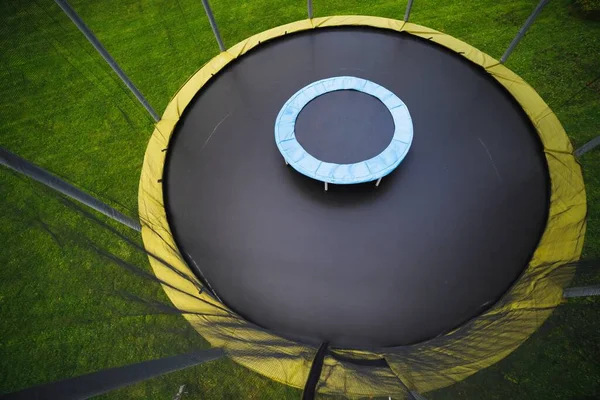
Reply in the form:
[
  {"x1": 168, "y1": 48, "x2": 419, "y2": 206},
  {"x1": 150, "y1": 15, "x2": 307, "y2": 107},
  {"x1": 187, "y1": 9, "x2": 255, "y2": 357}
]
[{"x1": 139, "y1": 16, "x2": 586, "y2": 397}]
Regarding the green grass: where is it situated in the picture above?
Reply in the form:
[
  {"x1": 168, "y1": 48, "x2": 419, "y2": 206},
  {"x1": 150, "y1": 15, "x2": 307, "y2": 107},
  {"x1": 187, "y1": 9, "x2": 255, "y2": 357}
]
[{"x1": 0, "y1": 0, "x2": 599, "y2": 398}]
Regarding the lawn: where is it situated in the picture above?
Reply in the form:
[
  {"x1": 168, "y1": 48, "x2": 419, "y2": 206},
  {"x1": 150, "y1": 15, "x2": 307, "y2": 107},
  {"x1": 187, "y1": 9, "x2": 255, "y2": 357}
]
[{"x1": 0, "y1": 0, "x2": 598, "y2": 398}]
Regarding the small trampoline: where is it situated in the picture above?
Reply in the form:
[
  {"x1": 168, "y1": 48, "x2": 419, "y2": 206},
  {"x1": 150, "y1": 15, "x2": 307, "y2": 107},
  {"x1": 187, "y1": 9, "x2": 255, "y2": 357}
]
[
  {"x1": 275, "y1": 76, "x2": 413, "y2": 189},
  {"x1": 139, "y1": 16, "x2": 586, "y2": 397}
]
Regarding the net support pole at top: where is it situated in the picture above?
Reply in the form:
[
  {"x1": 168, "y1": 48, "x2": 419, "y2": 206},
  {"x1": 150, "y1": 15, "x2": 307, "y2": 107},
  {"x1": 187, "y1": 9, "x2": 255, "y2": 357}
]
[
  {"x1": 53, "y1": 0, "x2": 160, "y2": 122},
  {"x1": 308, "y1": 0, "x2": 313, "y2": 19},
  {"x1": 200, "y1": 0, "x2": 226, "y2": 52},
  {"x1": 404, "y1": 0, "x2": 414, "y2": 22},
  {"x1": 500, "y1": 0, "x2": 550, "y2": 63},
  {"x1": 0, "y1": 147, "x2": 141, "y2": 232}
]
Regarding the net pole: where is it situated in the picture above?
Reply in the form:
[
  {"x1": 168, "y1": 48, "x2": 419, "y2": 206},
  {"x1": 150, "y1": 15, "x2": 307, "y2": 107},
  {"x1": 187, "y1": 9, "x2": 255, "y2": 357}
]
[
  {"x1": 575, "y1": 136, "x2": 600, "y2": 157},
  {"x1": 0, "y1": 147, "x2": 141, "y2": 232},
  {"x1": 308, "y1": 0, "x2": 313, "y2": 19},
  {"x1": 0, "y1": 348, "x2": 225, "y2": 400},
  {"x1": 500, "y1": 0, "x2": 550, "y2": 63},
  {"x1": 404, "y1": 0, "x2": 414, "y2": 22},
  {"x1": 200, "y1": 0, "x2": 226, "y2": 52},
  {"x1": 563, "y1": 285, "x2": 600, "y2": 298},
  {"x1": 53, "y1": 0, "x2": 160, "y2": 122}
]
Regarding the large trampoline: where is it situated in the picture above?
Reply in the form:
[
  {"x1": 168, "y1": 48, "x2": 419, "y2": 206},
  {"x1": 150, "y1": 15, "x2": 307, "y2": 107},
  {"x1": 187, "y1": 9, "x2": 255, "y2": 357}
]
[
  {"x1": 166, "y1": 27, "x2": 549, "y2": 347},
  {"x1": 139, "y1": 16, "x2": 586, "y2": 397}
]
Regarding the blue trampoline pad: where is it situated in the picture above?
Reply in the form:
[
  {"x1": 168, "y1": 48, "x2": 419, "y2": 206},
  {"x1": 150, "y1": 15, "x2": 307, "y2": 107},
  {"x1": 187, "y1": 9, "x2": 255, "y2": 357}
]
[{"x1": 274, "y1": 76, "x2": 413, "y2": 185}]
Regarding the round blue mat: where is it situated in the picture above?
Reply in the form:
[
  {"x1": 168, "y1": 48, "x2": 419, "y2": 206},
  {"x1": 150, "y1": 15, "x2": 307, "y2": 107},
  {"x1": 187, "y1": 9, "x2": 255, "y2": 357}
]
[{"x1": 274, "y1": 76, "x2": 413, "y2": 185}]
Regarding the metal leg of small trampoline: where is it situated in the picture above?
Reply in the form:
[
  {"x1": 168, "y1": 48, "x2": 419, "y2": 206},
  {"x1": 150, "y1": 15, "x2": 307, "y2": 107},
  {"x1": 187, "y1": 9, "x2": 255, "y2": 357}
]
[{"x1": 282, "y1": 155, "x2": 387, "y2": 191}]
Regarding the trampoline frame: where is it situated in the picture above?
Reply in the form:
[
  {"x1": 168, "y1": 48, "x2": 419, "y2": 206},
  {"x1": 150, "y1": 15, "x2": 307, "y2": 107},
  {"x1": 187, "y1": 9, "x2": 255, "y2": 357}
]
[{"x1": 138, "y1": 16, "x2": 586, "y2": 396}]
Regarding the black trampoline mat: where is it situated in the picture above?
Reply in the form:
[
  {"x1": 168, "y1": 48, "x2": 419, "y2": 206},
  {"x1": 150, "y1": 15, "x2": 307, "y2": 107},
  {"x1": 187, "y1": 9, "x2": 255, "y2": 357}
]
[
  {"x1": 165, "y1": 27, "x2": 549, "y2": 348},
  {"x1": 295, "y1": 90, "x2": 395, "y2": 164}
]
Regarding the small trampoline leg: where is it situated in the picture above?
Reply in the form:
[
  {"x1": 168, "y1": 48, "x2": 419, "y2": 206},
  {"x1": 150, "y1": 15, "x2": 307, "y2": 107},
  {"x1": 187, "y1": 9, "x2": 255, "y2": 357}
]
[
  {"x1": 376, "y1": 177, "x2": 382, "y2": 187},
  {"x1": 284, "y1": 159, "x2": 288, "y2": 166},
  {"x1": 324, "y1": 182, "x2": 328, "y2": 191}
]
